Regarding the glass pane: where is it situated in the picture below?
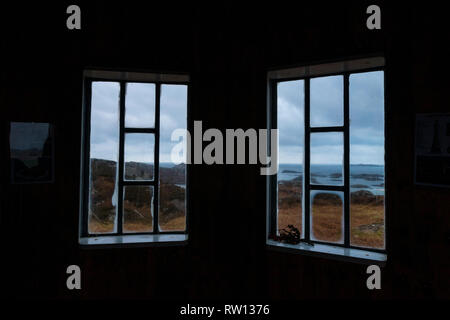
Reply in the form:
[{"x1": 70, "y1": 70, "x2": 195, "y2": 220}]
[
  {"x1": 276, "y1": 80, "x2": 304, "y2": 236},
  {"x1": 159, "y1": 84, "x2": 187, "y2": 231},
  {"x1": 310, "y1": 132, "x2": 343, "y2": 185},
  {"x1": 350, "y1": 71, "x2": 385, "y2": 249},
  {"x1": 123, "y1": 186, "x2": 153, "y2": 233},
  {"x1": 124, "y1": 133, "x2": 154, "y2": 180},
  {"x1": 310, "y1": 75, "x2": 343, "y2": 127},
  {"x1": 88, "y1": 82, "x2": 120, "y2": 234},
  {"x1": 311, "y1": 191, "x2": 344, "y2": 243},
  {"x1": 125, "y1": 83, "x2": 155, "y2": 128}
]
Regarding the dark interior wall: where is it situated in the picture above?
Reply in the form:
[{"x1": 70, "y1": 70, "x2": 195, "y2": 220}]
[{"x1": 1, "y1": 1, "x2": 449, "y2": 299}]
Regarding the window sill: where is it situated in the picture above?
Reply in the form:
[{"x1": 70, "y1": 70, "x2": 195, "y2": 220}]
[
  {"x1": 266, "y1": 239, "x2": 386, "y2": 265},
  {"x1": 79, "y1": 234, "x2": 188, "y2": 249}
]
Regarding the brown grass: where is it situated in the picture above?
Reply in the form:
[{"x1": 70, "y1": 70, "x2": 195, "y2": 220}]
[
  {"x1": 89, "y1": 176, "x2": 383, "y2": 248},
  {"x1": 159, "y1": 216, "x2": 186, "y2": 231},
  {"x1": 277, "y1": 180, "x2": 302, "y2": 232},
  {"x1": 123, "y1": 221, "x2": 153, "y2": 233},
  {"x1": 88, "y1": 215, "x2": 186, "y2": 234},
  {"x1": 90, "y1": 203, "x2": 383, "y2": 249},
  {"x1": 312, "y1": 202, "x2": 343, "y2": 242},
  {"x1": 88, "y1": 218, "x2": 114, "y2": 234},
  {"x1": 278, "y1": 202, "x2": 384, "y2": 248},
  {"x1": 278, "y1": 206, "x2": 302, "y2": 232},
  {"x1": 350, "y1": 203, "x2": 384, "y2": 248}
]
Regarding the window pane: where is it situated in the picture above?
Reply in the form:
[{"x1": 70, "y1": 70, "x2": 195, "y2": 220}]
[
  {"x1": 123, "y1": 186, "x2": 153, "y2": 233},
  {"x1": 310, "y1": 132, "x2": 343, "y2": 185},
  {"x1": 277, "y1": 80, "x2": 304, "y2": 235},
  {"x1": 310, "y1": 75, "x2": 343, "y2": 127},
  {"x1": 311, "y1": 191, "x2": 344, "y2": 243},
  {"x1": 88, "y1": 82, "x2": 120, "y2": 234},
  {"x1": 125, "y1": 83, "x2": 155, "y2": 128},
  {"x1": 159, "y1": 84, "x2": 187, "y2": 231},
  {"x1": 124, "y1": 133, "x2": 155, "y2": 180},
  {"x1": 350, "y1": 71, "x2": 385, "y2": 249}
]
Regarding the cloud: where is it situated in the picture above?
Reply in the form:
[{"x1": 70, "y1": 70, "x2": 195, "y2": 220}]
[
  {"x1": 124, "y1": 133, "x2": 155, "y2": 163},
  {"x1": 90, "y1": 82, "x2": 120, "y2": 161},
  {"x1": 278, "y1": 71, "x2": 384, "y2": 165},
  {"x1": 160, "y1": 85, "x2": 187, "y2": 162},
  {"x1": 310, "y1": 75, "x2": 343, "y2": 126},
  {"x1": 89, "y1": 82, "x2": 187, "y2": 163},
  {"x1": 277, "y1": 80, "x2": 304, "y2": 150},
  {"x1": 125, "y1": 83, "x2": 155, "y2": 128},
  {"x1": 350, "y1": 71, "x2": 384, "y2": 136},
  {"x1": 89, "y1": 70, "x2": 384, "y2": 166},
  {"x1": 350, "y1": 144, "x2": 384, "y2": 165}
]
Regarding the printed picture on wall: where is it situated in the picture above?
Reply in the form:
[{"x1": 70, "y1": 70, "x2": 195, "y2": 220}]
[
  {"x1": 415, "y1": 114, "x2": 450, "y2": 187},
  {"x1": 9, "y1": 122, "x2": 54, "y2": 184}
]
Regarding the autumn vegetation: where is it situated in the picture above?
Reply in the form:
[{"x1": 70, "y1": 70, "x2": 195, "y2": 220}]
[
  {"x1": 277, "y1": 178, "x2": 384, "y2": 248},
  {"x1": 88, "y1": 159, "x2": 186, "y2": 234}
]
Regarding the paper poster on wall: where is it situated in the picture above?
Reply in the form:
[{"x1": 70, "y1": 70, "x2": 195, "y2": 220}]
[
  {"x1": 415, "y1": 114, "x2": 450, "y2": 187},
  {"x1": 9, "y1": 122, "x2": 54, "y2": 184}
]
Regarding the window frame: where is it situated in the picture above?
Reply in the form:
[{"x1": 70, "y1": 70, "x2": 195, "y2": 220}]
[
  {"x1": 267, "y1": 57, "x2": 387, "y2": 259},
  {"x1": 79, "y1": 69, "x2": 190, "y2": 242}
]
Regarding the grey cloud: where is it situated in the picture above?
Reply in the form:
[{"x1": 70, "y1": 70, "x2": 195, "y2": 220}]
[{"x1": 278, "y1": 71, "x2": 384, "y2": 164}]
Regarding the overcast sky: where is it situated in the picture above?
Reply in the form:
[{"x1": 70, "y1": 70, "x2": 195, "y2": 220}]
[
  {"x1": 90, "y1": 82, "x2": 187, "y2": 163},
  {"x1": 278, "y1": 71, "x2": 384, "y2": 165},
  {"x1": 90, "y1": 71, "x2": 383, "y2": 166}
]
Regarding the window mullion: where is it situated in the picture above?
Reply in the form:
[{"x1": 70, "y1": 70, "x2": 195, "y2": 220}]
[
  {"x1": 304, "y1": 78, "x2": 311, "y2": 242},
  {"x1": 153, "y1": 83, "x2": 161, "y2": 234},
  {"x1": 270, "y1": 80, "x2": 278, "y2": 238},
  {"x1": 117, "y1": 81, "x2": 126, "y2": 235},
  {"x1": 343, "y1": 73, "x2": 350, "y2": 246},
  {"x1": 310, "y1": 126, "x2": 344, "y2": 133}
]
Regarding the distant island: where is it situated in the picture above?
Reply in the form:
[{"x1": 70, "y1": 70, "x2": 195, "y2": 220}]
[
  {"x1": 350, "y1": 173, "x2": 384, "y2": 181},
  {"x1": 282, "y1": 170, "x2": 301, "y2": 174}
]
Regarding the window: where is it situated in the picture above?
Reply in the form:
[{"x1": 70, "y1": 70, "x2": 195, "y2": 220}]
[
  {"x1": 79, "y1": 70, "x2": 189, "y2": 246},
  {"x1": 267, "y1": 57, "x2": 386, "y2": 262}
]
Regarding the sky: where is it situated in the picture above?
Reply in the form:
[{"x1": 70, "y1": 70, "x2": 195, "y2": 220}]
[
  {"x1": 90, "y1": 82, "x2": 187, "y2": 163},
  {"x1": 89, "y1": 71, "x2": 384, "y2": 166},
  {"x1": 278, "y1": 71, "x2": 384, "y2": 165}
]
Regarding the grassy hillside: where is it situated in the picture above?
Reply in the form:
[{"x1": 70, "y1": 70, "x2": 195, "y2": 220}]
[
  {"x1": 87, "y1": 159, "x2": 384, "y2": 248},
  {"x1": 277, "y1": 179, "x2": 385, "y2": 249},
  {"x1": 88, "y1": 159, "x2": 186, "y2": 233}
]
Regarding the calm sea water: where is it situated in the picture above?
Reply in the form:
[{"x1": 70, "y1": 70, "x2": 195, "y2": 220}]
[
  {"x1": 278, "y1": 164, "x2": 384, "y2": 195},
  {"x1": 159, "y1": 163, "x2": 384, "y2": 195}
]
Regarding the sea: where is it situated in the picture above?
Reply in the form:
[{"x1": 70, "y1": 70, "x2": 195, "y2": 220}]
[
  {"x1": 278, "y1": 164, "x2": 385, "y2": 196},
  {"x1": 159, "y1": 162, "x2": 385, "y2": 196}
]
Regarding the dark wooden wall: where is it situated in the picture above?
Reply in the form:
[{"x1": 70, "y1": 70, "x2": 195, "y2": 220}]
[{"x1": 1, "y1": 1, "x2": 449, "y2": 300}]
